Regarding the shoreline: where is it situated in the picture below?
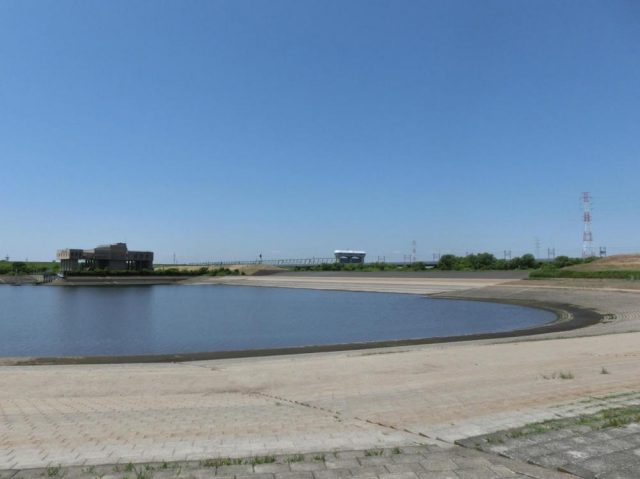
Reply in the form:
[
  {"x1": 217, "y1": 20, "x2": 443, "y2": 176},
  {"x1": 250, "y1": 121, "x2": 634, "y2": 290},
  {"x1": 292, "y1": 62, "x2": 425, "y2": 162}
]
[{"x1": 1, "y1": 296, "x2": 601, "y2": 366}]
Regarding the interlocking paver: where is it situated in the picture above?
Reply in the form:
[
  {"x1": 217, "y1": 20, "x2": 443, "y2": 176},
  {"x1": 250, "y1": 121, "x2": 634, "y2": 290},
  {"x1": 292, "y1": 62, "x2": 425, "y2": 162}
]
[
  {"x1": 358, "y1": 458, "x2": 388, "y2": 467},
  {"x1": 216, "y1": 465, "x2": 254, "y2": 475},
  {"x1": 461, "y1": 410, "x2": 640, "y2": 479},
  {"x1": 417, "y1": 473, "x2": 460, "y2": 479},
  {"x1": 418, "y1": 458, "x2": 457, "y2": 472},
  {"x1": 275, "y1": 472, "x2": 315, "y2": 479},
  {"x1": 348, "y1": 466, "x2": 387, "y2": 477},
  {"x1": 312, "y1": 468, "x2": 353, "y2": 479},
  {"x1": 237, "y1": 474, "x2": 276, "y2": 479},
  {"x1": 254, "y1": 465, "x2": 291, "y2": 474},
  {"x1": 383, "y1": 464, "x2": 424, "y2": 474},
  {"x1": 0, "y1": 445, "x2": 571, "y2": 479},
  {"x1": 289, "y1": 463, "x2": 326, "y2": 472},
  {"x1": 325, "y1": 460, "x2": 359, "y2": 470},
  {"x1": 377, "y1": 472, "x2": 419, "y2": 479}
]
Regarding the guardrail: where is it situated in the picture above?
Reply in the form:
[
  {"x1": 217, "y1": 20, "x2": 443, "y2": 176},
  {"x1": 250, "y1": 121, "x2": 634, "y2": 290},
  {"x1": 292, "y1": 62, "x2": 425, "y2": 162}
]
[{"x1": 178, "y1": 258, "x2": 338, "y2": 267}]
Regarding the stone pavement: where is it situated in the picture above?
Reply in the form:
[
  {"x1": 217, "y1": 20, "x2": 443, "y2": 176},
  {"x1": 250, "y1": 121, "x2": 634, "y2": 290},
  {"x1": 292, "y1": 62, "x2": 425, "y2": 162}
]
[
  {"x1": 457, "y1": 403, "x2": 640, "y2": 479},
  {"x1": 194, "y1": 275, "x2": 515, "y2": 295},
  {"x1": 2, "y1": 333, "x2": 640, "y2": 470},
  {"x1": 0, "y1": 445, "x2": 575, "y2": 479}
]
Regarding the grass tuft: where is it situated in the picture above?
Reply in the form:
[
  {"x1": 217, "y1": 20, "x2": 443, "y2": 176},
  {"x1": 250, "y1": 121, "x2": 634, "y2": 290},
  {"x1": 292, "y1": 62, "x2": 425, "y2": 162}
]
[
  {"x1": 364, "y1": 449, "x2": 383, "y2": 456},
  {"x1": 286, "y1": 455, "x2": 304, "y2": 463}
]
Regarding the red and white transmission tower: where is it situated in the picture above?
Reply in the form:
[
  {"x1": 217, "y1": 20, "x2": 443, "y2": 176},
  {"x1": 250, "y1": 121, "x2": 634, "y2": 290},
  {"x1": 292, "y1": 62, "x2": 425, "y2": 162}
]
[{"x1": 582, "y1": 192, "x2": 594, "y2": 258}]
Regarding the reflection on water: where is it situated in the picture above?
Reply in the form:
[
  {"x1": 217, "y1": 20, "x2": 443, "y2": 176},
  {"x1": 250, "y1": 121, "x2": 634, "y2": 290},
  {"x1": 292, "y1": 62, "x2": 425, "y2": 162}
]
[{"x1": 0, "y1": 285, "x2": 555, "y2": 357}]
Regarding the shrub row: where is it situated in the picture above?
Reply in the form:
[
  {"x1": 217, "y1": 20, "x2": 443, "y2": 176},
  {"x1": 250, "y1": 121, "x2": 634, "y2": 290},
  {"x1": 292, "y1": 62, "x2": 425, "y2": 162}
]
[
  {"x1": 0, "y1": 261, "x2": 59, "y2": 275},
  {"x1": 64, "y1": 267, "x2": 244, "y2": 277}
]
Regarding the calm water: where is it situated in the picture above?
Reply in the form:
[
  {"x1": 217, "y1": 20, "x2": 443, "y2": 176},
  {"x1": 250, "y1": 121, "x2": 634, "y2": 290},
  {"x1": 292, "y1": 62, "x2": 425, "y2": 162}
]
[{"x1": 0, "y1": 285, "x2": 555, "y2": 357}]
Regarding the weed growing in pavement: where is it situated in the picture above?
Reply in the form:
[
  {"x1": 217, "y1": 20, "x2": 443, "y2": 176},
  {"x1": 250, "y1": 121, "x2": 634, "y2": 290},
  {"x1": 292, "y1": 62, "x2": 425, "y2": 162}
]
[
  {"x1": 391, "y1": 447, "x2": 401, "y2": 454},
  {"x1": 313, "y1": 454, "x2": 325, "y2": 462},
  {"x1": 46, "y1": 466, "x2": 62, "y2": 477},
  {"x1": 249, "y1": 456, "x2": 276, "y2": 465},
  {"x1": 364, "y1": 449, "x2": 383, "y2": 456},
  {"x1": 485, "y1": 436, "x2": 504, "y2": 444},
  {"x1": 199, "y1": 458, "x2": 243, "y2": 467},
  {"x1": 542, "y1": 371, "x2": 574, "y2": 380},
  {"x1": 286, "y1": 455, "x2": 304, "y2": 463},
  {"x1": 502, "y1": 405, "x2": 640, "y2": 440},
  {"x1": 132, "y1": 465, "x2": 153, "y2": 479}
]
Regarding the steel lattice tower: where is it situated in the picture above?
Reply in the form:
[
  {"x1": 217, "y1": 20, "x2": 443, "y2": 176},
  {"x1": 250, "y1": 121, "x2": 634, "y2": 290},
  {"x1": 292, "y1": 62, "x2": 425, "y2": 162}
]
[{"x1": 582, "y1": 192, "x2": 594, "y2": 258}]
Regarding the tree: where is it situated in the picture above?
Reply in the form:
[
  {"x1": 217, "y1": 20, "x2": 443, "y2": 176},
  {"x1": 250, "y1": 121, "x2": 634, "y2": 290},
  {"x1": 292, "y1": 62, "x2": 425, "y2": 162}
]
[
  {"x1": 437, "y1": 255, "x2": 457, "y2": 270},
  {"x1": 519, "y1": 254, "x2": 537, "y2": 269}
]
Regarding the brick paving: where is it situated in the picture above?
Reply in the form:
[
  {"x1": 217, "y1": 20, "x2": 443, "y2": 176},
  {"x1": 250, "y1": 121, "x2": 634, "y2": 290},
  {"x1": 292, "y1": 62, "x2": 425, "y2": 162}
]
[
  {"x1": 0, "y1": 445, "x2": 575, "y2": 479},
  {"x1": 457, "y1": 409, "x2": 640, "y2": 478}
]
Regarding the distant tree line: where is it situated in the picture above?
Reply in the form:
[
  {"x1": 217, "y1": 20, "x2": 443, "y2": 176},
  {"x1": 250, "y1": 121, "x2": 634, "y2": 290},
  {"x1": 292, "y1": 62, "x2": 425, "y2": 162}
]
[
  {"x1": 292, "y1": 262, "x2": 429, "y2": 272},
  {"x1": 0, "y1": 261, "x2": 59, "y2": 275},
  {"x1": 437, "y1": 253, "x2": 591, "y2": 271},
  {"x1": 436, "y1": 253, "x2": 537, "y2": 270},
  {"x1": 291, "y1": 254, "x2": 592, "y2": 272},
  {"x1": 64, "y1": 267, "x2": 244, "y2": 277}
]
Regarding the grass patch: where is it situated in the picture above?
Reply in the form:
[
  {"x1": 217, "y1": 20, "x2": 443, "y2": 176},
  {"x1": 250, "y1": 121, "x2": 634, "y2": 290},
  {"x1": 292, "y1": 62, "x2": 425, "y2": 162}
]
[
  {"x1": 46, "y1": 466, "x2": 62, "y2": 477},
  {"x1": 529, "y1": 268, "x2": 640, "y2": 280},
  {"x1": 364, "y1": 449, "x2": 383, "y2": 456},
  {"x1": 286, "y1": 454, "x2": 304, "y2": 463},
  {"x1": 542, "y1": 371, "x2": 574, "y2": 380},
  {"x1": 199, "y1": 458, "x2": 244, "y2": 467},
  {"x1": 200, "y1": 456, "x2": 276, "y2": 467},
  {"x1": 249, "y1": 456, "x2": 276, "y2": 465},
  {"x1": 503, "y1": 405, "x2": 640, "y2": 439}
]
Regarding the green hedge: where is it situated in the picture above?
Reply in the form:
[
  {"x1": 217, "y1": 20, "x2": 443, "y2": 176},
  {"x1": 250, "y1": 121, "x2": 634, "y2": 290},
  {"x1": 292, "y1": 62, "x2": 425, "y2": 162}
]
[
  {"x1": 0, "y1": 261, "x2": 59, "y2": 275},
  {"x1": 64, "y1": 267, "x2": 244, "y2": 277}
]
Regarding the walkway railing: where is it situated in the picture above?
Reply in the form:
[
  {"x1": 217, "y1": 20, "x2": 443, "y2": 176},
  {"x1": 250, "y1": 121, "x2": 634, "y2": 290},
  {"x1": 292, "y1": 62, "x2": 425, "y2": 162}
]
[{"x1": 182, "y1": 257, "x2": 338, "y2": 267}]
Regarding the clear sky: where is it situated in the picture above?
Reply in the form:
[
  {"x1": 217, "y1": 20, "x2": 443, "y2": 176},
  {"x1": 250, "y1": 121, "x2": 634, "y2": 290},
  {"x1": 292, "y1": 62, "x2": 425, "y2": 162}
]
[{"x1": 1, "y1": 1, "x2": 639, "y2": 263}]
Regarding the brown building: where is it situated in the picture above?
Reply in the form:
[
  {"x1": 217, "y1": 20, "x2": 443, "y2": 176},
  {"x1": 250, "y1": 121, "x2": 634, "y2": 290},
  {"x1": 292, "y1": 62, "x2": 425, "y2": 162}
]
[{"x1": 57, "y1": 243, "x2": 154, "y2": 273}]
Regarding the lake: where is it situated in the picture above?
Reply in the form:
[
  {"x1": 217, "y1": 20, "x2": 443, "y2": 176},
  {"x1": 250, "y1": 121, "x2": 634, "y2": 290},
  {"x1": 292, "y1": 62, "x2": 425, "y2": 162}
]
[{"x1": 0, "y1": 285, "x2": 555, "y2": 357}]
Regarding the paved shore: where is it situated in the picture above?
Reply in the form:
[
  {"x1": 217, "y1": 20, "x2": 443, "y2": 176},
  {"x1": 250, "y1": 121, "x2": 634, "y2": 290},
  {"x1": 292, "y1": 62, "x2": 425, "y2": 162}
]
[{"x1": 1, "y1": 274, "x2": 639, "y2": 476}]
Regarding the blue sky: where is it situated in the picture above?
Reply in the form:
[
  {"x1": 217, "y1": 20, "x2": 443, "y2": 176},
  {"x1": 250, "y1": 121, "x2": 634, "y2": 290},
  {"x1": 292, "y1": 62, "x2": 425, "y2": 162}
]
[{"x1": 1, "y1": 1, "x2": 639, "y2": 263}]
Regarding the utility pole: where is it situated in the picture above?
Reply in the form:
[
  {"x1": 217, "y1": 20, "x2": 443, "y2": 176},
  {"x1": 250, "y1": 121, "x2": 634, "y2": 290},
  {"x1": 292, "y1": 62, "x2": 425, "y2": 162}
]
[{"x1": 582, "y1": 192, "x2": 594, "y2": 258}]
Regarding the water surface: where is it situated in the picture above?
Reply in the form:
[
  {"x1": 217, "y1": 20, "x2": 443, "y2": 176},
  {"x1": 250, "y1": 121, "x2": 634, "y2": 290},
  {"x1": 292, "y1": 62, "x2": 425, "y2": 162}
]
[{"x1": 0, "y1": 285, "x2": 555, "y2": 357}]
